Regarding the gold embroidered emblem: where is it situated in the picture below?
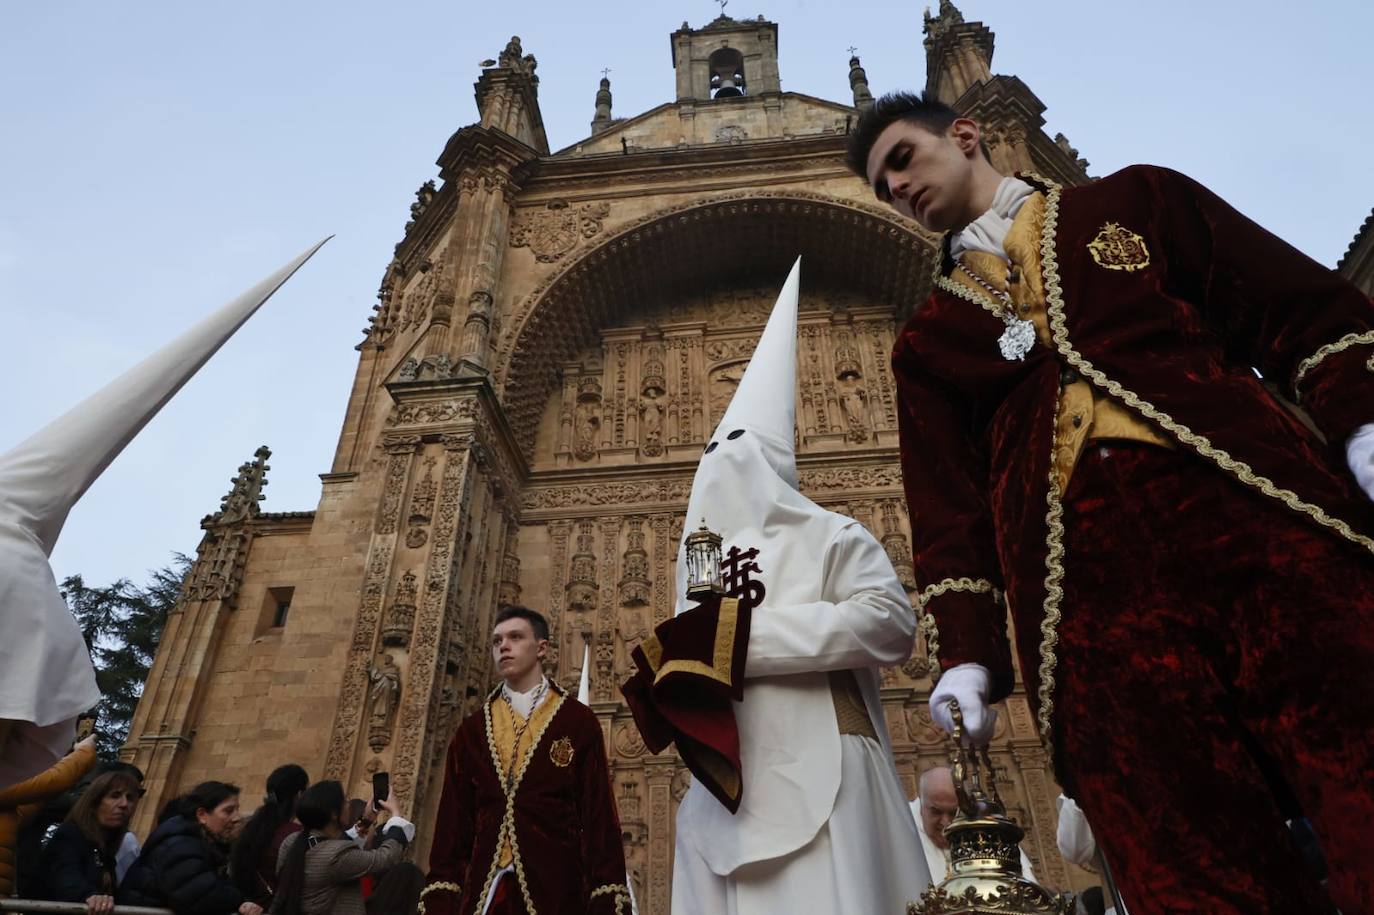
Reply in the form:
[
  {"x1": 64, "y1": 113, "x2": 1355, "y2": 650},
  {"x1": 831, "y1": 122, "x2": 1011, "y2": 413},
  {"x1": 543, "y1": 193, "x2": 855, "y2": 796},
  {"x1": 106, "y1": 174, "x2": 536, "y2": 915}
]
[
  {"x1": 549, "y1": 737, "x2": 574, "y2": 767},
  {"x1": 1087, "y1": 222, "x2": 1150, "y2": 271}
]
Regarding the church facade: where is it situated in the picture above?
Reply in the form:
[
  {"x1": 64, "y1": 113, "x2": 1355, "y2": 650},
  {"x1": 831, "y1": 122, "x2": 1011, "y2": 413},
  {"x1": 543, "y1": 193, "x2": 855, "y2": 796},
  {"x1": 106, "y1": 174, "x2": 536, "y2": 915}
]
[{"x1": 123, "y1": 4, "x2": 1101, "y2": 907}]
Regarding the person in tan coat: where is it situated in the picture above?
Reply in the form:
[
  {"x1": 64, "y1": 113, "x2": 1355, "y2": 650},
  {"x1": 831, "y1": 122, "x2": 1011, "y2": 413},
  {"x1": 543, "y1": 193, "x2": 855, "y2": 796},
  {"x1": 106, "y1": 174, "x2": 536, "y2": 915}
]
[
  {"x1": 0, "y1": 735, "x2": 96, "y2": 896},
  {"x1": 271, "y1": 780, "x2": 413, "y2": 915}
]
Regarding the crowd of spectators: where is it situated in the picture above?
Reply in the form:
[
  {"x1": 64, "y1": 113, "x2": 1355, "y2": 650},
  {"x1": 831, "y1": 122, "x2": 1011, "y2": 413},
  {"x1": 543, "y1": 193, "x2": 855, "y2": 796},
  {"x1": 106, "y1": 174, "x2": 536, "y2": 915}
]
[{"x1": 2, "y1": 741, "x2": 426, "y2": 915}]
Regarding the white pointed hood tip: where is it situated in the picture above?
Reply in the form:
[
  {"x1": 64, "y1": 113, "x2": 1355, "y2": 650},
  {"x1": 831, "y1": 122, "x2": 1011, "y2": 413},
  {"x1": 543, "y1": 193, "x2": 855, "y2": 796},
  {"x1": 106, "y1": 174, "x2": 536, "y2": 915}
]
[
  {"x1": 577, "y1": 643, "x2": 591, "y2": 706},
  {"x1": 718, "y1": 257, "x2": 799, "y2": 445},
  {"x1": 714, "y1": 256, "x2": 800, "y2": 484},
  {"x1": 0, "y1": 237, "x2": 331, "y2": 554},
  {"x1": 0, "y1": 237, "x2": 329, "y2": 790}
]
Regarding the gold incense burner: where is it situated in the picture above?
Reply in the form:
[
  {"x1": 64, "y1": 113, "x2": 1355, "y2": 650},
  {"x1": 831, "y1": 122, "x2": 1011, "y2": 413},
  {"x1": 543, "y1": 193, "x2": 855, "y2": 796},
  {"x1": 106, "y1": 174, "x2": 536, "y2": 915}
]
[{"x1": 908, "y1": 701, "x2": 1075, "y2": 915}]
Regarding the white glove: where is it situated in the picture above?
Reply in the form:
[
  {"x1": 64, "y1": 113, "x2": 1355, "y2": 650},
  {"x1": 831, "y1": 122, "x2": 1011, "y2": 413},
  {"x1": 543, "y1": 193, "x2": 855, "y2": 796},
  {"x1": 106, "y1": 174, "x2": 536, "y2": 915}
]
[
  {"x1": 929, "y1": 662, "x2": 996, "y2": 745},
  {"x1": 1347, "y1": 423, "x2": 1374, "y2": 502},
  {"x1": 1055, "y1": 794, "x2": 1098, "y2": 868}
]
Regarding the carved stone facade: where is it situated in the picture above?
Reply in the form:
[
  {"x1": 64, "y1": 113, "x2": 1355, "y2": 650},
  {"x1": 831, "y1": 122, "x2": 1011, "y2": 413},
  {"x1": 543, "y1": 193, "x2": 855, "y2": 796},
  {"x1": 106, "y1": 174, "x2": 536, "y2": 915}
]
[{"x1": 125, "y1": 5, "x2": 1101, "y2": 909}]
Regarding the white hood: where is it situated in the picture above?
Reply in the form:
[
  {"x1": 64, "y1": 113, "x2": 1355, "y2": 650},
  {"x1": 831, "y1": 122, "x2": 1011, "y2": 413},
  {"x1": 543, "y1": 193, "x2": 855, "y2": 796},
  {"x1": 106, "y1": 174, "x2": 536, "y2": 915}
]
[{"x1": 0, "y1": 238, "x2": 329, "y2": 787}]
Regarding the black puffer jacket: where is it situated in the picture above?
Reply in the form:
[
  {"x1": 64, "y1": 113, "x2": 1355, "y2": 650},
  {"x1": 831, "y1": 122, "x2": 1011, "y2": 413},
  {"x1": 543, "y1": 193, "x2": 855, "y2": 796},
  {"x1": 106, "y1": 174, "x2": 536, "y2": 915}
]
[
  {"x1": 32, "y1": 822, "x2": 118, "y2": 902},
  {"x1": 117, "y1": 815, "x2": 244, "y2": 915}
]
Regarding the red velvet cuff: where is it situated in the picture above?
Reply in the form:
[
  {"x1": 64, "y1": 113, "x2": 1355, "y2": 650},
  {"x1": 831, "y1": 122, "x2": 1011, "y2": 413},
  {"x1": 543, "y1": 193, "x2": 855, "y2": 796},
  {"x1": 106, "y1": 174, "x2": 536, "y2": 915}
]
[
  {"x1": 929, "y1": 590, "x2": 1015, "y2": 703},
  {"x1": 620, "y1": 593, "x2": 750, "y2": 813},
  {"x1": 1301, "y1": 343, "x2": 1374, "y2": 447}
]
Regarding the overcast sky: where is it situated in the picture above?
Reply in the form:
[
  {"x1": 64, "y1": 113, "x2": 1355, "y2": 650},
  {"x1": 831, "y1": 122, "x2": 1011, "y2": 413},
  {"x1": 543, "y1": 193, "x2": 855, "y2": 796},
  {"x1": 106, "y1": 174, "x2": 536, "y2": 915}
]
[{"x1": 2, "y1": 0, "x2": 1370, "y2": 589}]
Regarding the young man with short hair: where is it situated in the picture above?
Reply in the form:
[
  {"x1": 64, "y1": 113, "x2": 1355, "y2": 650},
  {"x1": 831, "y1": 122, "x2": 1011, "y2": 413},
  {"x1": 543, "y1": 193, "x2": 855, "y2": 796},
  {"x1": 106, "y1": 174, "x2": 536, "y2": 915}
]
[
  {"x1": 422, "y1": 607, "x2": 630, "y2": 915},
  {"x1": 848, "y1": 91, "x2": 1374, "y2": 912}
]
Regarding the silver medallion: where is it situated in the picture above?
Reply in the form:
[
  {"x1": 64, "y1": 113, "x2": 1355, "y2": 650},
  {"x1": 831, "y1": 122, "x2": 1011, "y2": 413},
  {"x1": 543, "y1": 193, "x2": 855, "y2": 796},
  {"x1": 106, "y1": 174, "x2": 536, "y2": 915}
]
[{"x1": 998, "y1": 316, "x2": 1036, "y2": 362}]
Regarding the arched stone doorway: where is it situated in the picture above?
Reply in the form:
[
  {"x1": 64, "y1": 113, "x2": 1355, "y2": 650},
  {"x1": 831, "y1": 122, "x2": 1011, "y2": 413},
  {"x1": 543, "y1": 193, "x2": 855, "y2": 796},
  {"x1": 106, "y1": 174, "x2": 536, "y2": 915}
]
[{"x1": 430, "y1": 193, "x2": 1089, "y2": 910}]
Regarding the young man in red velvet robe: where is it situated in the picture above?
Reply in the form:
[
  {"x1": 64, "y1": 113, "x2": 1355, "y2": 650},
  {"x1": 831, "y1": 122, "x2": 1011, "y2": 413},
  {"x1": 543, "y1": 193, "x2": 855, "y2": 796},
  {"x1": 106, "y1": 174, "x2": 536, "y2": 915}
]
[
  {"x1": 847, "y1": 92, "x2": 1374, "y2": 913},
  {"x1": 421, "y1": 607, "x2": 630, "y2": 915}
]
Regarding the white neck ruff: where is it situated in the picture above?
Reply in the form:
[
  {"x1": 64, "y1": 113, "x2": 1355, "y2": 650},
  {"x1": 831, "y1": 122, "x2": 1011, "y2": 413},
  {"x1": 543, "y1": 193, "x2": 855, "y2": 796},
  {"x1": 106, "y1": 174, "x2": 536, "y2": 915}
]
[{"x1": 950, "y1": 176, "x2": 1035, "y2": 262}]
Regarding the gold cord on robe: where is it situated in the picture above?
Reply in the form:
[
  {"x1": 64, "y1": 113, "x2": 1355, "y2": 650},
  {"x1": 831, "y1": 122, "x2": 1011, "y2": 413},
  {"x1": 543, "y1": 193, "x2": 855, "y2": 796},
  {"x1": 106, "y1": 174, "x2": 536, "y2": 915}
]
[
  {"x1": 956, "y1": 192, "x2": 1173, "y2": 491},
  {"x1": 489, "y1": 694, "x2": 561, "y2": 867}
]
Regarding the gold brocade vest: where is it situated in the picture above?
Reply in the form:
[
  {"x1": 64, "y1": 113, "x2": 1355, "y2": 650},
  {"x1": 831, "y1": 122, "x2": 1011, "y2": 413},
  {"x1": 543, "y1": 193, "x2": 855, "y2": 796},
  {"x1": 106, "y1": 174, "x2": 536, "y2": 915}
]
[
  {"x1": 955, "y1": 192, "x2": 1173, "y2": 491},
  {"x1": 489, "y1": 694, "x2": 561, "y2": 867}
]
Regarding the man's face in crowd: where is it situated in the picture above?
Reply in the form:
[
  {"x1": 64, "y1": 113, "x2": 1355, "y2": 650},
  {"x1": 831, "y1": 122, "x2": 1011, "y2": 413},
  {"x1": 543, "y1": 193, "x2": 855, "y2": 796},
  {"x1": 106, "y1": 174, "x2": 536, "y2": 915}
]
[
  {"x1": 920, "y1": 768, "x2": 960, "y2": 850},
  {"x1": 865, "y1": 118, "x2": 984, "y2": 233},
  {"x1": 197, "y1": 794, "x2": 243, "y2": 841},
  {"x1": 491, "y1": 617, "x2": 546, "y2": 686}
]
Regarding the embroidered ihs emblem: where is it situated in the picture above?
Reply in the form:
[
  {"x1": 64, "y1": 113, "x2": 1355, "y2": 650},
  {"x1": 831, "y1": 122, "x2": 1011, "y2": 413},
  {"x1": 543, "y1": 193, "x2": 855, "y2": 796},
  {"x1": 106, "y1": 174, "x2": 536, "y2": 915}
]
[
  {"x1": 720, "y1": 545, "x2": 766, "y2": 610},
  {"x1": 1087, "y1": 222, "x2": 1150, "y2": 271},
  {"x1": 549, "y1": 736, "x2": 574, "y2": 767}
]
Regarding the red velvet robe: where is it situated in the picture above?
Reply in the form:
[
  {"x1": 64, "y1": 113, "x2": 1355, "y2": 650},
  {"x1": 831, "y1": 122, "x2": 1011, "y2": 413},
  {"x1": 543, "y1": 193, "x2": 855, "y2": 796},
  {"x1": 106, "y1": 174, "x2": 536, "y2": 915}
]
[
  {"x1": 894, "y1": 165, "x2": 1374, "y2": 725},
  {"x1": 423, "y1": 684, "x2": 630, "y2": 915}
]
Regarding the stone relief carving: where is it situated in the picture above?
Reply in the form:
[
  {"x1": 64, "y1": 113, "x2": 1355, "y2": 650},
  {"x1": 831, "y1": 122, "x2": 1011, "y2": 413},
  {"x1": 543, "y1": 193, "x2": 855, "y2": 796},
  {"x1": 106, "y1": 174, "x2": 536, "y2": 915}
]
[
  {"x1": 386, "y1": 399, "x2": 477, "y2": 428},
  {"x1": 566, "y1": 521, "x2": 598, "y2": 613},
  {"x1": 397, "y1": 352, "x2": 455, "y2": 382},
  {"x1": 382, "y1": 570, "x2": 419, "y2": 647},
  {"x1": 510, "y1": 199, "x2": 611, "y2": 263},
  {"x1": 707, "y1": 361, "x2": 747, "y2": 429}
]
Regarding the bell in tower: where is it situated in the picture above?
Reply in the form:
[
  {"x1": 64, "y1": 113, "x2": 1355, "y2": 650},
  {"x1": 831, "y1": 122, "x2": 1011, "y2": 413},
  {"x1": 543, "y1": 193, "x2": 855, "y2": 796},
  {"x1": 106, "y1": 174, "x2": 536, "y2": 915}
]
[
  {"x1": 709, "y1": 47, "x2": 746, "y2": 98},
  {"x1": 671, "y1": 13, "x2": 780, "y2": 103}
]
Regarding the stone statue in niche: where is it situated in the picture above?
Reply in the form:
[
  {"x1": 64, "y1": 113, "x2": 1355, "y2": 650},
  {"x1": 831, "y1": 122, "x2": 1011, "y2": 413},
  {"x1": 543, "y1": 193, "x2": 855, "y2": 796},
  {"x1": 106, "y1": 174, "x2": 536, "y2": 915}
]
[
  {"x1": 366, "y1": 652, "x2": 402, "y2": 751},
  {"x1": 834, "y1": 343, "x2": 869, "y2": 443},
  {"x1": 573, "y1": 379, "x2": 602, "y2": 462},
  {"x1": 639, "y1": 352, "x2": 668, "y2": 457}
]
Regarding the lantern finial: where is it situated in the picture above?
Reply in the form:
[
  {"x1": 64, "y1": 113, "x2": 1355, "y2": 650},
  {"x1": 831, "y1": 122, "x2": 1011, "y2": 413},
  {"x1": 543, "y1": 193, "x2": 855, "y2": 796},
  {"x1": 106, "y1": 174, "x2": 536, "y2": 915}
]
[{"x1": 684, "y1": 519, "x2": 725, "y2": 598}]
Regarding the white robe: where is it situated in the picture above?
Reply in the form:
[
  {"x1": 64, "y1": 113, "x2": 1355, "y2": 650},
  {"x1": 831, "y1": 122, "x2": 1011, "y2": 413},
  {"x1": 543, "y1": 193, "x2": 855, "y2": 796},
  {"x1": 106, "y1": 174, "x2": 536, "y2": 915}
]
[{"x1": 671, "y1": 525, "x2": 931, "y2": 914}]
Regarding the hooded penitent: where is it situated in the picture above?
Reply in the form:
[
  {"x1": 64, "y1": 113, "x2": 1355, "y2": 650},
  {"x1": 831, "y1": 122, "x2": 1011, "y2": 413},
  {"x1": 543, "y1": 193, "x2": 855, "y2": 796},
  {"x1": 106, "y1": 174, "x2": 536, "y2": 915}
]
[
  {"x1": 0, "y1": 239, "x2": 329, "y2": 788},
  {"x1": 672, "y1": 258, "x2": 866, "y2": 872}
]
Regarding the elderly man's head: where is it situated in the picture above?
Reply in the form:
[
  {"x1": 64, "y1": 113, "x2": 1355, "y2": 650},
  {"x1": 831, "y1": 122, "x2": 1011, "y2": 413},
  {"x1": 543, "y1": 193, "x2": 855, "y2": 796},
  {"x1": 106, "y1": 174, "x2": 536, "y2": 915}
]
[{"x1": 919, "y1": 766, "x2": 959, "y2": 849}]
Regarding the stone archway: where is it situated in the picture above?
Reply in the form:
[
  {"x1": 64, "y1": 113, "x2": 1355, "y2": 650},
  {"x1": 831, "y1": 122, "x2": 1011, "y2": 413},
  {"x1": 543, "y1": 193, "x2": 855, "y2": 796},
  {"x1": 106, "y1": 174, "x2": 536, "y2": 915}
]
[{"x1": 492, "y1": 190, "x2": 938, "y2": 460}]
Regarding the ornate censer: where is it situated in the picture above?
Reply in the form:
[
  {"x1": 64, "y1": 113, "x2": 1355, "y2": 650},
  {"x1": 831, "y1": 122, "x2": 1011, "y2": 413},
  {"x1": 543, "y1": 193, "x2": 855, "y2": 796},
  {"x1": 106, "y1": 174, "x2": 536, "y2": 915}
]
[{"x1": 908, "y1": 700, "x2": 1075, "y2": 915}]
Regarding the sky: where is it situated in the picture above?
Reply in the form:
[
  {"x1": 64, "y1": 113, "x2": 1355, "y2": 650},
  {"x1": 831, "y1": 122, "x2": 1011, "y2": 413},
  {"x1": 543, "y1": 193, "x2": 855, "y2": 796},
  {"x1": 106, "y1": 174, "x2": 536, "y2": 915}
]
[{"x1": 2, "y1": 0, "x2": 1371, "y2": 589}]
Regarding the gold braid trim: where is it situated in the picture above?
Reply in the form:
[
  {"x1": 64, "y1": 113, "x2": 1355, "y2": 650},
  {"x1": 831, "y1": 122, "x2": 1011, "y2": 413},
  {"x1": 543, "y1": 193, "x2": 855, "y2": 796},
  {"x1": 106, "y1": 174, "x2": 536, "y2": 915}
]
[
  {"x1": 591, "y1": 883, "x2": 633, "y2": 915},
  {"x1": 417, "y1": 881, "x2": 462, "y2": 915},
  {"x1": 1293, "y1": 330, "x2": 1374, "y2": 402},
  {"x1": 932, "y1": 243, "x2": 1008, "y2": 319},
  {"x1": 914, "y1": 578, "x2": 1001, "y2": 683},
  {"x1": 1024, "y1": 173, "x2": 1374, "y2": 744},
  {"x1": 481, "y1": 689, "x2": 567, "y2": 915}
]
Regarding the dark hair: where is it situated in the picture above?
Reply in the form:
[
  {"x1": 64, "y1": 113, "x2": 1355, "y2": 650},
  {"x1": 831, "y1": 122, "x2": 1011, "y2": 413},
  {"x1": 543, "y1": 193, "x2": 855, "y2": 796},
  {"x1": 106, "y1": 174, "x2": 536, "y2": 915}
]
[
  {"x1": 231, "y1": 764, "x2": 310, "y2": 898},
  {"x1": 185, "y1": 780, "x2": 240, "y2": 819},
  {"x1": 270, "y1": 780, "x2": 347, "y2": 915},
  {"x1": 365, "y1": 861, "x2": 427, "y2": 915},
  {"x1": 844, "y1": 90, "x2": 988, "y2": 179},
  {"x1": 494, "y1": 605, "x2": 549, "y2": 641},
  {"x1": 157, "y1": 794, "x2": 186, "y2": 824},
  {"x1": 65, "y1": 770, "x2": 139, "y2": 852}
]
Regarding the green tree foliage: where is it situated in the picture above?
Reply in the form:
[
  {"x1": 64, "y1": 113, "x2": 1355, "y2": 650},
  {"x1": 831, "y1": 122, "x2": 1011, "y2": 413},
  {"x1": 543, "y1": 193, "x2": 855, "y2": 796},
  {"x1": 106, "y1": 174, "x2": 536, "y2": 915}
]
[{"x1": 61, "y1": 555, "x2": 191, "y2": 758}]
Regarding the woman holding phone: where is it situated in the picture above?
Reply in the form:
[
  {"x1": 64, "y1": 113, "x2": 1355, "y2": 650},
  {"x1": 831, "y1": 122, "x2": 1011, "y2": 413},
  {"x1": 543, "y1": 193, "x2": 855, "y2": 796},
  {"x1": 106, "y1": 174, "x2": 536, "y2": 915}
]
[{"x1": 270, "y1": 779, "x2": 413, "y2": 915}]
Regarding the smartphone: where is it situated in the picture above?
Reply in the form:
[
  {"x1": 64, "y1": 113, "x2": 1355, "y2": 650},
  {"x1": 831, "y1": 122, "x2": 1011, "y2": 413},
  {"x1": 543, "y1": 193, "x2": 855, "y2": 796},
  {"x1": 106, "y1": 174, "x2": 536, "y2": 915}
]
[
  {"x1": 75, "y1": 714, "x2": 97, "y2": 742},
  {"x1": 371, "y1": 771, "x2": 390, "y2": 811}
]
